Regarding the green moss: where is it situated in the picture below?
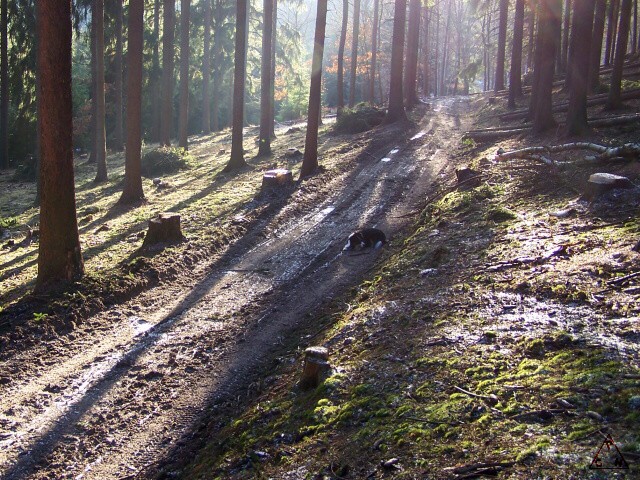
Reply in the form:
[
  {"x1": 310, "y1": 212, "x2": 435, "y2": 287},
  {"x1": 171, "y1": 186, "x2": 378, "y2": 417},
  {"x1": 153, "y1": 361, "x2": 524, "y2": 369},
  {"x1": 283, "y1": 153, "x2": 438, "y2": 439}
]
[{"x1": 485, "y1": 206, "x2": 517, "y2": 223}]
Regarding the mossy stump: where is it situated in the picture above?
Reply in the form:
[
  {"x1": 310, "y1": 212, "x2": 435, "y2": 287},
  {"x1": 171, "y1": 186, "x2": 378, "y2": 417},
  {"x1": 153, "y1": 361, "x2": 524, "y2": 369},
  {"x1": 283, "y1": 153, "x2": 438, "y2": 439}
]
[
  {"x1": 142, "y1": 213, "x2": 184, "y2": 247},
  {"x1": 300, "y1": 346, "x2": 330, "y2": 389}
]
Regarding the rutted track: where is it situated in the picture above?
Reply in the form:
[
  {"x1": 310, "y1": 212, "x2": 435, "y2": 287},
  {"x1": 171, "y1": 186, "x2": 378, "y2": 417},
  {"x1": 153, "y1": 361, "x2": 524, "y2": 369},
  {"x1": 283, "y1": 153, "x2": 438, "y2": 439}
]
[{"x1": 0, "y1": 98, "x2": 468, "y2": 479}]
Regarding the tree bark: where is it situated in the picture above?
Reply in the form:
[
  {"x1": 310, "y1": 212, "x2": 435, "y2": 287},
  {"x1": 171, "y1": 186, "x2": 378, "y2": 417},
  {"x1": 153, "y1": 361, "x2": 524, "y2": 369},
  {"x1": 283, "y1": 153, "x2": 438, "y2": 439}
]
[
  {"x1": 383, "y1": 0, "x2": 408, "y2": 123},
  {"x1": 224, "y1": 0, "x2": 249, "y2": 172},
  {"x1": 88, "y1": 6, "x2": 97, "y2": 163},
  {"x1": 349, "y1": 0, "x2": 361, "y2": 107},
  {"x1": 422, "y1": 6, "x2": 430, "y2": 96},
  {"x1": 404, "y1": 0, "x2": 421, "y2": 107},
  {"x1": 440, "y1": 0, "x2": 451, "y2": 95},
  {"x1": 565, "y1": 0, "x2": 596, "y2": 135},
  {"x1": 270, "y1": 0, "x2": 277, "y2": 138},
  {"x1": 604, "y1": 0, "x2": 619, "y2": 66},
  {"x1": 160, "y1": 0, "x2": 175, "y2": 146},
  {"x1": 606, "y1": 0, "x2": 632, "y2": 109},
  {"x1": 508, "y1": 0, "x2": 525, "y2": 108},
  {"x1": 114, "y1": 0, "x2": 124, "y2": 151},
  {"x1": 337, "y1": 0, "x2": 348, "y2": 113},
  {"x1": 300, "y1": 0, "x2": 328, "y2": 177},
  {"x1": 560, "y1": 0, "x2": 571, "y2": 73},
  {"x1": 178, "y1": 0, "x2": 190, "y2": 149},
  {"x1": 151, "y1": 0, "x2": 161, "y2": 142},
  {"x1": 94, "y1": 0, "x2": 108, "y2": 182},
  {"x1": 588, "y1": 0, "x2": 607, "y2": 93},
  {"x1": 369, "y1": 0, "x2": 379, "y2": 105},
  {"x1": 36, "y1": 0, "x2": 83, "y2": 290},
  {"x1": 0, "y1": 0, "x2": 8, "y2": 169},
  {"x1": 119, "y1": 0, "x2": 144, "y2": 204},
  {"x1": 258, "y1": 0, "x2": 274, "y2": 155},
  {"x1": 494, "y1": 0, "x2": 509, "y2": 92},
  {"x1": 202, "y1": 0, "x2": 211, "y2": 134},
  {"x1": 526, "y1": 2, "x2": 536, "y2": 72}
]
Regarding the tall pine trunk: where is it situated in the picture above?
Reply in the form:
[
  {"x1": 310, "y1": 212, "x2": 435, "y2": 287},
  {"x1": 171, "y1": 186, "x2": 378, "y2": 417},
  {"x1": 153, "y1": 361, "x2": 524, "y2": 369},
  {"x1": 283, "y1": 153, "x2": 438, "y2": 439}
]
[
  {"x1": 494, "y1": 0, "x2": 508, "y2": 92},
  {"x1": 369, "y1": 0, "x2": 379, "y2": 104},
  {"x1": 349, "y1": 0, "x2": 361, "y2": 107},
  {"x1": 560, "y1": 0, "x2": 571, "y2": 73},
  {"x1": 36, "y1": 0, "x2": 83, "y2": 290},
  {"x1": 258, "y1": 0, "x2": 274, "y2": 155},
  {"x1": 384, "y1": 0, "x2": 408, "y2": 123},
  {"x1": 526, "y1": 3, "x2": 536, "y2": 72},
  {"x1": 151, "y1": 0, "x2": 161, "y2": 142},
  {"x1": 565, "y1": 0, "x2": 596, "y2": 135},
  {"x1": 440, "y1": 0, "x2": 451, "y2": 95},
  {"x1": 114, "y1": 0, "x2": 124, "y2": 151},
  {"x1": 300, "y1": 0, "x2": 329, "y2": 177},
  {"x1": 178, "y1": 0, "x2": 190, "y2": 149},
  {"x1": 94, "y1": 0, "x2": 108, "y2": 182},
  {"x1": 224, "y1": 0, "x2": 249, "y2": 172},
  {"x1": 337, "y1": 0, "x2": 348, "y2": 114},
  {"x1": 160, "y1": 0, "x2": 175, "y2": 146},
  {"x1": 0, "y1": 0, "x2": 8, "y2": 169},
  {"x1": 202, "y1": 0, "x2": 211, "y2": 134},
  {"x1": 508, "y1": 0, "x2": 525, "y2": 108},
  {"x1": 588, "y1": 0, "x2": 606, "y2": 93},
  {"x1": 119, "y1": 0, "x2": 145, "y2": 204},
  {"x1": 604, "y1": 0, "x2": 619, "y2": 66},
  {"x1": 606, "y1": 0, "x2": 632, "y2": 109},
  {"x1": 422, "y1": 6, "x2": 430, "y2": 96},
  {"x1": 404, "y1": 0, "x2": 421, "y2": 107},
  {"x1": 270, "y1": 0, "x2": 277, "y2": 137}
]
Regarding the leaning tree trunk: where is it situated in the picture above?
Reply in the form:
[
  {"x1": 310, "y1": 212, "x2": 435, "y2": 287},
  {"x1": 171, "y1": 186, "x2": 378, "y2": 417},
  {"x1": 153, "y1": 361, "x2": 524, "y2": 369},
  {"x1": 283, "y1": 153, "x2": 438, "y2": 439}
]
[
  {"x1": 383, "y1": 0, "x2": 408, "y2": 123},
  {"x1": 605, "y1": 0, "x2": 632, "y2": 110},
  {"x1": 348, "y1": 0, "x2": 361, "y2": 108},
  {"x1": 94, "y1": 0, "x2": 108, "y2": 182},
  {"x1": 202, "y1": 0, "x2": 211, "y2": 134},
  {"x1": 494, "y1": 0, "x2": 509, "y2": 92},
  {"x1": 160, "y1": 0, "x2": 175, "y2": 146},
  {"x1": 369, "y1": 0, "x2": 379, "y2": 105},
  {"x1": 300, "y1": 0, "x2": 328, "y2": 177},
  {"x1": 588, "y1": 0, "x2": 607, "y2": 93},
  {"x1": 258, "y1": 0, "x2": 274, "y2": 156},
  {"x1": 114, "y1": 0, "x2": 124, "y2": 151},
  {"x1": 508, "y1": 0, "x2": 525, "y2": 108},
  {"x1": 36, "y1": 0, "x2": 83, "y2": 290},
  {"x1": 532, "y1": 0, "x2": 561, "y2": 133},
  {"x1": 0, "y1": 0, "x2": 8, "y2": 170},
  {"x1": 224, "y1": 0, "x2": 249, "y2": 172},
  {"x1": 119, "y1": 0, "x2": 144, "y2": 204},
  {"x1": 404, "y1": 0, "x2": 421, "y2": 108},
  {"x1": 565, "y1": 0, "x2": 596, "y2": 135},
  {"x1": 178, "y1": 0, "x2": 190, "y2": 149}
]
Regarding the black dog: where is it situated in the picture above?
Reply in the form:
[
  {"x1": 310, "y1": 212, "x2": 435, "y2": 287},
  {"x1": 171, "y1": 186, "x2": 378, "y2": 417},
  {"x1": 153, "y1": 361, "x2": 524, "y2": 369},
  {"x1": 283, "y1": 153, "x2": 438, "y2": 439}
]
[{"x1": 343, "y1": 228, "x2": 386, "y2": 251}]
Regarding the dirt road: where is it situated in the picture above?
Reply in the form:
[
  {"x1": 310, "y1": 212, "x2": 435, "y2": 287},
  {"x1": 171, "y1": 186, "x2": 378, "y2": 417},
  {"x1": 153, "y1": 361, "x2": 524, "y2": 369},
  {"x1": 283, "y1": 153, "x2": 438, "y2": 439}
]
[{"x1": 0, "y1": 98, "x2": 468, "y2": 479}]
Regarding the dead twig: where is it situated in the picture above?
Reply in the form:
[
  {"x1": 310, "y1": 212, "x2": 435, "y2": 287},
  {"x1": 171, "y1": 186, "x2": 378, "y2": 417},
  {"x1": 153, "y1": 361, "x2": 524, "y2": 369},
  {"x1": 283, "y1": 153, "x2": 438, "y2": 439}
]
[
  {"x1": 451, "y1": 461, "x2": 516, "y2": 475},
  {"x1": 453, "y1": 385, "x2": 499, "y2": 404},
  {"x1": 608, "y1": 271, "x2": 640, "y2": 286}
]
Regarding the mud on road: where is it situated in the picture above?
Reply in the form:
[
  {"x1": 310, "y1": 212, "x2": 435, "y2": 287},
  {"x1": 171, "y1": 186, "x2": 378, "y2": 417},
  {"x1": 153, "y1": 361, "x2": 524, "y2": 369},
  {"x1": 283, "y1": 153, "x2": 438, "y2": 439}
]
[{"x1": 0, "y1": 99, "x2": 466, "y2": 479}]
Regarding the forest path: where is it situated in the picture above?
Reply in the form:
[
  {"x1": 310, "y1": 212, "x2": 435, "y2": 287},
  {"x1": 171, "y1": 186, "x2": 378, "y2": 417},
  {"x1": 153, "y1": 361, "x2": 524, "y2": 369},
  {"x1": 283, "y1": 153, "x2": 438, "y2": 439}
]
[{"x1": 0, "y1": 98, "x2": 468, "y2": 480}]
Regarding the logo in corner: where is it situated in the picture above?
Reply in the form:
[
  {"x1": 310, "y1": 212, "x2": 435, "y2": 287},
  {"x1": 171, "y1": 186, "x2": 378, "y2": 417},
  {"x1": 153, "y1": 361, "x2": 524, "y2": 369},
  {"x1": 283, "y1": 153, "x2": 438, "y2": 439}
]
[{"x1": 589, "y1": 434, "x2": 629, "y2": 470}]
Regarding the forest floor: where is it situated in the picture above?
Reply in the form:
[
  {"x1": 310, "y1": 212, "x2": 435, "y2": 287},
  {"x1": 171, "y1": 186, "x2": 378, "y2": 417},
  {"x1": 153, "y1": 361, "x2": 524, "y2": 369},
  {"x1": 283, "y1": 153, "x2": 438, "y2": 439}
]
[{"x1": 1, "y1": 86, "x2": 639, "y2": 480}]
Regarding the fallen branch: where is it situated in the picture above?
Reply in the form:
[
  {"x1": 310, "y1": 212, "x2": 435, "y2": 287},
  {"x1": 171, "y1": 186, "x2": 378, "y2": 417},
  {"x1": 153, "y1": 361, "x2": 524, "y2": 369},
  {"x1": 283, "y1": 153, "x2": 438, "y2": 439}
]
[
  {"x1": 495, "y1": 142, "x2": 640, "y2": 163},
  {"x1": 450, "y1": 461, "x2": 516, "y2": 475},
  {"x1": 453, "y1": 385, "x2": 499, "y2": 405},
  {"x1": 608, "y1": 271, "x2": 640, "y2": 286},
  {"x1": 509, "y1": 408, "x2": 573, "y2": 421}
]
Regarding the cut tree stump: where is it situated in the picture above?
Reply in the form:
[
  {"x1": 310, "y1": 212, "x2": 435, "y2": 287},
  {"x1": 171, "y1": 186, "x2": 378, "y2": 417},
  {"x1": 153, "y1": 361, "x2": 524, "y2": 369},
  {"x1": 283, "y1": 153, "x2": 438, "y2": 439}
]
[
  {"x1": 142, "y1": 212, "x2": 185, "y2": 247},
  {"x1": 582, "y1": 173, "x2": 635, "y2": 201},
  {"x1": 262, "y1": 169, "x2": 294, "y2": 190},
  {"x1": 300, "y1": 346, "x2": 330, "y2": 389},
  {"x1": 455, "y1": 167, "x2": 482, "y2": 190}
]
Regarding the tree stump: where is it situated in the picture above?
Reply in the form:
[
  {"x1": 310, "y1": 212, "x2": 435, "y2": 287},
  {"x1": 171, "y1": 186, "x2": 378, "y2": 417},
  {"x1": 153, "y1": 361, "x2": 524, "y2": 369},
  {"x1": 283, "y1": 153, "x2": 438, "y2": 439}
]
[
  {"x1": 142, "y1": 212, "x2": 184, "y2": 247},
  {"x1": 582, "y1": 173, "x2": 634, "y2": 201},
  {"x1": 456, "y1": 166, "x2": 482, "y2": 190},
  {"x1": 262, "y1": 169, "x2": 294, "y2": 190},
  {"x1": 300, "y1": 346, "x2": 330, "y2": 389}
]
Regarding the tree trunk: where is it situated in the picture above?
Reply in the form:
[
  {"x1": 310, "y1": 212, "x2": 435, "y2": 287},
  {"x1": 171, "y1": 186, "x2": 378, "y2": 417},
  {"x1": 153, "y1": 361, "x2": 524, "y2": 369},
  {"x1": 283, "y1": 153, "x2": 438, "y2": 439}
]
[
  {"x1": 119, "y1": 0, "x2": 144, "y2": 204},
  {"x1": 604, "y1": 0, "x2": 619, "y2": 66},
  {"x1": 383, "y1": 0, "x2": 408, "y2": 123},
  {"x1": 422, "y1": 6, "x2": 430, "y2": 96},
  {"x1": 337, "y1": 0, "x2": 348, "y2": 116},
  {"x1": 494, "y1": 0, "x2": 508, "y2": 92},
  {"x1": 349, "y1": 0, "x2": 361, "y2": 107},
  {"x1": 151, "y1": 0, "x2": 161, "y2": 142},
  {"x1": 202, "y1": 0, "x2": 211, "y2": 134},
  {"x1": 565, "y1": 0, "x2": 596, "y2": 135},
  {"x1": 434, "y1": 5, "x2": 439, "y2": 95},
  {"x1": 212, "y1": 0, "x2": 223, "y2": 132},
  {"x1": 0, "y1": 0, "x2": 8, "y2": 170},
  {"x1": 526, "y1": 2, "x2": 536, "y2": 72},
  {"x1": 440, "y1": 0, "x2": 451, "y2": 95},
  {"x1": 588, "y1": 0, "x2": 607, "y2": 93},
  {"x1": 34, "y1": 2, "x2": 41, "y2": 206},
  {"x1": 114, "y1": 0, "x2": 124, "y2": 151},
  {"x1": 369, "y1": 0, "x2": 379, "y2": 104},
  {"x1": 224, "y1": 0, "x2": 249, "y2": 172},
  {"x1": 94, "y1": 0, "x2": 108, "y2": 182},
  {"x1": 258, "y1": 0, "x2": 274, "y2": 155},
  {"x1": 560, "y1": 0, "x2": 571, "y2": 73},
  {"x1": 633, "y1": 0, "x2": 638, "y2": 54},
  {"x1": 531, "y1": 0, "x2": 561, "y2": 133},
  {"x1": 404, "y1": 0, "x2": 421, "y2": 107},
  {"x1": 606, "y1": 0, "x2": 632, "y2": 109},
  {"x1": 178, "y1": 0, "x2": 190, "y2": 149},
  {"x1": 88, "y1": 7, "x2": 97, "y2": 163},
  {"x1": 270, "y1": 0, "x2": 277, "y2": 138},
  {"x1": 160, "y1": 0, "x2": 175, "y2": 146},
  {"x1": 36, "y1": 0, "x2": 83, "y2": 290},
  {"x1": 300, "y1": 0, "x2": 328, "y2": 177},
  {"x1": 508, "y1": 0, "x2": 525, "y2": 108}
]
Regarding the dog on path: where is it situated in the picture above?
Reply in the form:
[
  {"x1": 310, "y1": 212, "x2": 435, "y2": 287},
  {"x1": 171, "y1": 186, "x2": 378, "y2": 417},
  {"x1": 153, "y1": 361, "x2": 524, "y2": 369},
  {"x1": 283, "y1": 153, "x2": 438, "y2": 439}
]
[{"x1": 343, "y1": 228, "x2": 386, "y2": 251}]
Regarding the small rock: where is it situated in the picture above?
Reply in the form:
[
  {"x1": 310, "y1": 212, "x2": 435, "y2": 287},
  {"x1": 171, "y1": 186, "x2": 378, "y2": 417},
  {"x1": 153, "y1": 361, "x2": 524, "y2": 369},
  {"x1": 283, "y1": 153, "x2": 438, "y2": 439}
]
[
  {"x1": 152, "y1": 178, "x2": 162, "y2": 185},
  {"x1": 549, "y1": 207, "x2": 577, "y2": 218},
  {"x1": 420, "y1": 268, "x2": 438, "y2": 277},
  {"x1": 628, "y1": 395, "x2": 640, "y2": 410},
  {"x1": 381, "y1": 458, "x2": 401, "y2": 470},
  {"x1": 556, "y1": 398, "x2": 575, "y2": 409},
  {"x1": 586, "y1": 411, "x2": 604, "y2": 422}
]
